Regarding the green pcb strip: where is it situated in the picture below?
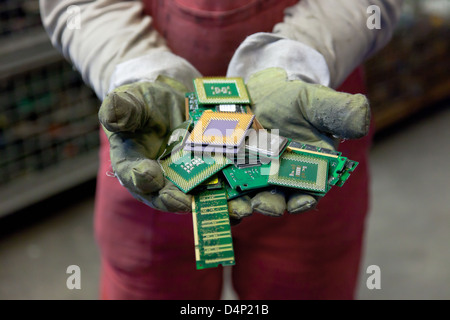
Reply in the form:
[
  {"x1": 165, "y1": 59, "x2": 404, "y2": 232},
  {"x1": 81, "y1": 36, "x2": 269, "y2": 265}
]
[
  {"x1": 192, "y1": 187, "x2": 235, "y2": 270},
  {"x1": 186, "y1": 92, "x2": 248, "y2": 124},
  {"x1": 222, "y1": 164, "x2": 271, "y2": 192},
  {"x1": 186, "y1": 92, "x2": 214, "y2": 123}
]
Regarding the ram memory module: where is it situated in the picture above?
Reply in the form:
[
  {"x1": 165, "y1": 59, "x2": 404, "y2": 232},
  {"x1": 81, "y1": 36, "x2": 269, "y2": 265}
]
[{"x1": 191, "y1": 187, "x2": 235, "y2": 270}]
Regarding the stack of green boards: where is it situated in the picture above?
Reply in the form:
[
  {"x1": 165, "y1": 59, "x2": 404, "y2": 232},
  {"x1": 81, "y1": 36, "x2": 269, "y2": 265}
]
[{"x1": 158, "y1": 77, "x2": 359, "y2": 270}]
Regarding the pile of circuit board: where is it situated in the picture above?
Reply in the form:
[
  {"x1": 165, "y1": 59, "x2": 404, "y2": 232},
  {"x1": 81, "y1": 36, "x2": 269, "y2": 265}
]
[{"x1": 157, "y1": 77, "x2": 358, "y2": 270}]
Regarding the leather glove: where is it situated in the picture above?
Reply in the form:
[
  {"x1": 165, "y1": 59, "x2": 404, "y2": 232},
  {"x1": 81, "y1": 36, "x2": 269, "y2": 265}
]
[
  {"x1": 228, "y1": 67, "x2": 370, "y2": 219},
  {"x1": 98, "y1": 76, "x2": 192, "y2": 213}
]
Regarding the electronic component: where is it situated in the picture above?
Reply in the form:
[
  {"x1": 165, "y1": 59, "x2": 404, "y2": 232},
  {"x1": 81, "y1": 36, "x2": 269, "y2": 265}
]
[
  {"x1": 185, "y1": 92, "x2": 216, "y2": 124},
  {"x1": 194, "y1": 77, "x2": 251, "y2": 105},
  {"x1": 333, "y1": 159, "x2": 358, "y2": 187},
  {"x1": 192, "y1": 187, "x2": 235, "y2": 269},
  {"x1": 286, "y1": 141, "x2": 358, "y2": 188},
  {"x1": 244, "y1": 105, "x2": 265, "y2": 131},
  {"x1": 245, "y1": 130, "x2": 290, "y2": 158},
  {"x1": 159, "y1": 150, "x2": 232, "y2": 193},
  {"x1": 235, "y1": 158, "x2": 262, "y2": 169},
  {"x1": 231, "y1": 145, "x2": 263, "y2": 168},
  {"x1": 222, "y1": 164, "x2": 271, "y2": 192},
  {"x1": 268, "y1": 152, "x2": 329, "y2": 194},
  {"x1": 224, "y1": 183, "x2": 245, "y2": 200},
  {"x1": 184, "y1": 110, "x2": 254, "y2": 154},
  {"x1": 287, "y1": 141, "x2": 340, "y2": 156},
  {"x1": 197, "y1": 175, "x2": 224, "y2": 191},
  {"x1": 216, "y1": 104, "x2": 246, "y2": 113},
  {"x1": 158, "y1": 76, "x2": 361, "y2": 271}
]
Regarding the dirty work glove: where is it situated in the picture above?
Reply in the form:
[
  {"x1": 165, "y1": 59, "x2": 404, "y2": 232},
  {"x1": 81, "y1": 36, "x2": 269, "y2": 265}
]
[
  {"x1": 228, "y1": 68, "x2": 370, "y2": 219},
  {"x1": 98, "y1": 76, "x2": 192, "y2": 213}
]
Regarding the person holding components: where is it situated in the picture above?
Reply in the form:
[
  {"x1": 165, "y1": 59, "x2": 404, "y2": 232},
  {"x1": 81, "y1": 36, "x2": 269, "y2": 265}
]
[{"x1": 40, "y1": 0, "x2": 403, "y2": 299}]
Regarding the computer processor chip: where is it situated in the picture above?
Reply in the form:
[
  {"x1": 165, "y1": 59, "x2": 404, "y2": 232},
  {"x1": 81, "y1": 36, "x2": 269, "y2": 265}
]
[
  {"x1": 185, "y1": 111, "x2": 254, "y2": 150},
  {"x1": 245, "y1": 130, "x2": 290, "y2": 158},
  {"x1": 194, "y1": 77, "x2": 251, "y2": 105},
  {"x1": 159, "y1": 150, "x2": 232, "y2": 193},
  {"x1": 268, "y1": 152, "x2": 329, "y2": 193}
]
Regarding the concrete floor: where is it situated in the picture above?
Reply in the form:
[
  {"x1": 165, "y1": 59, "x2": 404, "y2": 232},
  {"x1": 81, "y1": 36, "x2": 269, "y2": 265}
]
[
  {"x1": 357, "y1": 104, "x2": 450, "y2": 300},
  {"x1": 0, "y1": 105, "x2": 449, "y2": 300}
]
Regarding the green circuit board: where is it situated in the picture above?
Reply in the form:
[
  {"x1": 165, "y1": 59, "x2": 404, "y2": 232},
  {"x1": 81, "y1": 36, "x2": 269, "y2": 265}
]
[
  {"x1": 157, "y1": 76, "x2": 361, "y2": 270},
  {"x1": 268, "y1": 152, "x2": 329, "y2": 194},
  {"x1": 186, "y1": 92, "x2": 249, "y2": 124},
  {"x1": 159, "y1": 150, "x2": 232, "y2": 193},
  {"x1": 286, "y1": 141, "x2": 358, "y2": 189},
  {"x1": 192, "y1": 187, "x2": 235, "y2": 269},
  {"x1": 194, "y1": 77, "x2": 251, "y2": 105},
  {"x1": 222, "y1": 164, "x2": 271, "y2": 192}
]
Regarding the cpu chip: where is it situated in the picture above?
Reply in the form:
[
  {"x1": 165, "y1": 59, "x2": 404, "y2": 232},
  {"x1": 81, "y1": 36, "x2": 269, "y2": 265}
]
[
  {"x1": 159, "y1": 150, "x2": 232, "y2": 193},
  {"x1": 185, "y1": 111, "x2": 254, "y2": 152},
  {"x1": 268, "y1": 152, "x2": 329, "y2": 193},
  {"x1": 194, "y1": 77, "x2": 251, "y2": 105}
]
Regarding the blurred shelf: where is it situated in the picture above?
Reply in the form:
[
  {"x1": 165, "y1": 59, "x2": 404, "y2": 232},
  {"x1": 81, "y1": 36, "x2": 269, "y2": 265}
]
[
  {"x1": 0, "y1": 27, "x2": 63, "y2": 79},
  {"x1": 373, "y1": 78, "x2": 450, "y2": 132},
  {"x1": 0, "y1": 12, "x2": 100, "y2": 217},
  {"x1": 365, "y1": 2, "x2": 450, "y2": 133},
  {"x1": 0, "y1": 150, "x2": 98, "y2": 218}
]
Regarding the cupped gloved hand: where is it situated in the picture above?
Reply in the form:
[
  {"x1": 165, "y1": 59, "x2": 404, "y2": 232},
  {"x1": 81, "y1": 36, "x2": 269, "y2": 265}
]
[
  {"x1": 98, "y1": 76, "x2": 192, "y2": 213},
  {"x1": 228, "y1": 68, "x2": 370, "y2": 219}
]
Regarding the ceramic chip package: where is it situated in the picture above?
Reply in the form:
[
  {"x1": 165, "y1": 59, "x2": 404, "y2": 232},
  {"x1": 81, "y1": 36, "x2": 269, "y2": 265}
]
[
  {"x1": 268, "y1": 152, "x2": 329, "y2": 194},
  {"x1": 184, "y1": 111, "x2": 254, "y2": 154},
  {"x1": 159, "y1": 150, "x2": 232, "y2": 193},
  {"x1": 194, "y1": 77, "x2": 251, "y2": 105}
]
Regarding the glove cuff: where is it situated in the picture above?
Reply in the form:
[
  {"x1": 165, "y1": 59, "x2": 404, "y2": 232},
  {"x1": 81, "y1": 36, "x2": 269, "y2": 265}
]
[
  {"x1": 227, "y1": 32, "x2": 330, "y2": 86},
  {"x1": 107, "y1": 49, "x2": 202, "y2": 99}
]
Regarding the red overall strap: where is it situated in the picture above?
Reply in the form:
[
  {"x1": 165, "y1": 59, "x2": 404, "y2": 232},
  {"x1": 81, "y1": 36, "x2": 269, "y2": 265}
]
[{"x1": 142, "y1": 0, "x2": 298, "y2": 76}]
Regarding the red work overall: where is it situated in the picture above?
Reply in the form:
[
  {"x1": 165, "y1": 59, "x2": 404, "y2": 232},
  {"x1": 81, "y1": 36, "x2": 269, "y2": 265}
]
[{"x1": 95, "y1": 0, "x2": 373, "y2": 299}]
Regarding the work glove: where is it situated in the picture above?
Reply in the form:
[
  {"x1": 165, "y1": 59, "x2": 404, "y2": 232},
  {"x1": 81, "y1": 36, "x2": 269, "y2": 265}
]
[
  {"x1": 227, "y1": 67, "x2": 370, "y2": 219},
  {"x1": 98, "y1": 69, "x2": 369, "y2": 220},
  {"x1": 98, "y1": 76, "x2": 192, "y2": 213}
]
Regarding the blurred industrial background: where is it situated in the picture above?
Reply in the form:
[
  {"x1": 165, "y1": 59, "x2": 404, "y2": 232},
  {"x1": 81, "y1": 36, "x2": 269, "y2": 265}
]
[{"x1": 1, "y1": 0, "x2": 449, "y2": 300}]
